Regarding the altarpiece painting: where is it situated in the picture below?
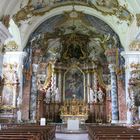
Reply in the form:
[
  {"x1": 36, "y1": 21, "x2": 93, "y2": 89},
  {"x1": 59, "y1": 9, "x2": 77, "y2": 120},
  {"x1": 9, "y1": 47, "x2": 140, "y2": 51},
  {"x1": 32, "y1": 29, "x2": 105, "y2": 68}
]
[{"x1": 64, "y1": 67, "x2": 84, "y2": 100}]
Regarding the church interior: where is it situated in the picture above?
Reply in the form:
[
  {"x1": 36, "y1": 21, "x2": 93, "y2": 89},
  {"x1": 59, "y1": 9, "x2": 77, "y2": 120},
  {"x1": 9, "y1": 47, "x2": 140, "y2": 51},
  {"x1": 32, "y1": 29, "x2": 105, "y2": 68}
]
[{"x1": 0, "y1": 0, "x2": 140, "y2": 140}]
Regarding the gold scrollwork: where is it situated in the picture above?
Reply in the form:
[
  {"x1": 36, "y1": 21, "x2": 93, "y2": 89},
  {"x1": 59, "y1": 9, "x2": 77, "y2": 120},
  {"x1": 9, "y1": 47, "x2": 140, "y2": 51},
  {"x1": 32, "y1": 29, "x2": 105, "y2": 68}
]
[
  {"x1": 13, "y1": 0, "x2": 133, "y2": 25},
  {"x1": 0, "y1": 105, "x2": 15, "y2": 110},
  {"x1": 4, "y1": 41, "x2": 18, "y2": 52},
  {"x1": 89, "y1": 0, "x2": 133, "y2": 24},
  {"x1": 129, "y1": 40, "x2": 140, "y2": 51}
]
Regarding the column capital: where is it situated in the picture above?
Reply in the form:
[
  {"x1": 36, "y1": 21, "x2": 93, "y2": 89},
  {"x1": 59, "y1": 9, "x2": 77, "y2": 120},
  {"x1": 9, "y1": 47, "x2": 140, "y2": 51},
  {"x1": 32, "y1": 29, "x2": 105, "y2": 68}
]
[{"x1": 129, "y1": 40, "x2": 140, "y2": 51}]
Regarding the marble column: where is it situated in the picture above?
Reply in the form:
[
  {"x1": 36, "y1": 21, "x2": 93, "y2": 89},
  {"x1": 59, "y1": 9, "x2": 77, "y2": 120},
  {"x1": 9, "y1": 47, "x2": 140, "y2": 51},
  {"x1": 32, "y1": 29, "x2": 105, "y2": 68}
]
[
  {"x1": 93, "y1": 72, "x2": 98, "y2": 90},
  {"x1": 87, "y1": 72, "x2": 90, "y2": 103},
  {"x1": 58, "y1": 70, "x2": 62, "y2": 102},
  {"x1": 85, "y1": 70, "x2": 88, "y2": 103},
  {"x1": 108, "y1": 64, "x2": 119, "y2": 123},
  {"x1": 30, "y1": 63, "x2": 39, "y2": 122},
  {"x1": 121, "y1": 50, "x2": 140, "y2": 124},
  {"x1": 138, "y1": 106, "x2": 140, "y2": 120}
]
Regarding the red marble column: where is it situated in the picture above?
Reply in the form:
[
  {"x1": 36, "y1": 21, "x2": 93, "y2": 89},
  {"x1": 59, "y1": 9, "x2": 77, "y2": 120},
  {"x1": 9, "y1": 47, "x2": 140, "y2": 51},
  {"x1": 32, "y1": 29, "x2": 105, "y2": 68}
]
[
  {"x1": 22, "y1": 80, "x2": 31, "y2": 120},
  {"x1": 117, "y1": 80, "x2": 127, "y2": 121}
]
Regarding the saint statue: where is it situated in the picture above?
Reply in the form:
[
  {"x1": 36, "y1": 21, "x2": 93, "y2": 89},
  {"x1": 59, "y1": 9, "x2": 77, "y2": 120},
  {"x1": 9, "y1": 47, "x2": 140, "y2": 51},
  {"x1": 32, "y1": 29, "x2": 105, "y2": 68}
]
[
  {"x1": 55, "y1": 87, "x2": 60, "y2": 102},
  {"x1": 97, "y1": 87, "x2": 104, "y2": 103},
  {"x1": 93, "y1": 89, "x2": 98, "y2": 103},
  {"x1": 88, "y1": 87, "x2": 94, "y2": 103},
  {"x1": 17, "y1": 96, "x2": 22, "y2": 107},
  {"x1": 45, "y1": 87, "x2": 51, "y2": 103}
]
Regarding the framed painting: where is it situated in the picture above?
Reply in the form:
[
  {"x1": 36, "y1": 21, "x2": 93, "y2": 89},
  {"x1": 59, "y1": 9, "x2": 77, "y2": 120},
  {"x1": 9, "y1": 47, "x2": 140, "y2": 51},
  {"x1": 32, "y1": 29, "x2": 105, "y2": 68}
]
[{"x1": 63, "y1": 66, "x2": 85, "y2": 100}]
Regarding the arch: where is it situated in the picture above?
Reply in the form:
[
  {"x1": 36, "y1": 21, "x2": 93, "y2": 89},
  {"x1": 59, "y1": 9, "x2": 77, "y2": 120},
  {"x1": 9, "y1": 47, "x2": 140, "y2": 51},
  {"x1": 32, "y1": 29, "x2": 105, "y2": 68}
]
[{"x1": 22, "y1": 5, "x2": 124, "y2": 49}]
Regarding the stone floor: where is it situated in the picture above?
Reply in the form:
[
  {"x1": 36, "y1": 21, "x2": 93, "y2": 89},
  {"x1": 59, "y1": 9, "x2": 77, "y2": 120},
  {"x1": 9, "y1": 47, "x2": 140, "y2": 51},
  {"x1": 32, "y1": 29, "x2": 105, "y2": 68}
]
[{"x1": 55, "y1": 133, "x2": 89, "y2": 140}]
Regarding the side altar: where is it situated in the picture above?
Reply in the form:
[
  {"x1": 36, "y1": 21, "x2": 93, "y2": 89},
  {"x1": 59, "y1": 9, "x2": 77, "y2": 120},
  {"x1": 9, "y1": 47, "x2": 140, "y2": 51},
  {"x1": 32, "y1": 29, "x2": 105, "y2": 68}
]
[{"x1": 60, "y1": 96, "x2": 89, "y2": 123}]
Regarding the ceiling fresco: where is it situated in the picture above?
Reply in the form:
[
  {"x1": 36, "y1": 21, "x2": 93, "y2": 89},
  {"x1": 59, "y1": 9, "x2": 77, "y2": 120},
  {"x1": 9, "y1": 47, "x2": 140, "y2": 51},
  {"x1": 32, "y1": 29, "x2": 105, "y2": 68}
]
[{"x1": 26, "y1": 11, "x2": 124, "y2": 69}]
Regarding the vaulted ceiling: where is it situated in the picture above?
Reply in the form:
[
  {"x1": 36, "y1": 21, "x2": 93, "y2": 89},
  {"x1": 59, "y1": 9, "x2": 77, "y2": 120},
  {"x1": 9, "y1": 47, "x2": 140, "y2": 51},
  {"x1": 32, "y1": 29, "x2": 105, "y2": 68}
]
[{"x1": 27, "y1": 11, "x2": 122, "y2": 67}]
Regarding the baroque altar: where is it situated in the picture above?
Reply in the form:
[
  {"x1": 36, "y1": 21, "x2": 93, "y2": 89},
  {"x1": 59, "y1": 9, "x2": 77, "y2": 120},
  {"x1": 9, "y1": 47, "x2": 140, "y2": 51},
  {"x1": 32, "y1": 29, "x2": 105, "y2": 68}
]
[{"x1": 60, "y1": 95, "x2": 89, "y2": 123}]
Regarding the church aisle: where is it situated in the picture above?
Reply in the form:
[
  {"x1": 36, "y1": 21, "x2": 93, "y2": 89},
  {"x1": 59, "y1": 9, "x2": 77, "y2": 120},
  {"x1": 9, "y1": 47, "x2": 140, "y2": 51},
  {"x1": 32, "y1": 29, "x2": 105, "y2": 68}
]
[{"x1": 55, "y1": 133, "x2": 89, "y2": 140}]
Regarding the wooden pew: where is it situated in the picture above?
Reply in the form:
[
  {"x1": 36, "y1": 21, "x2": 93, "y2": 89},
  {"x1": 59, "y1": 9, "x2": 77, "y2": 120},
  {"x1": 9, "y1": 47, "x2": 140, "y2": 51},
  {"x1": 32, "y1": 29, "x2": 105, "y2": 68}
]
[
  {"x1": 0, "y1": 124, "x2": 56, "y2": 140},
  {"x1": 87, "y1": 125, "x2": 140, "y2": 140}
]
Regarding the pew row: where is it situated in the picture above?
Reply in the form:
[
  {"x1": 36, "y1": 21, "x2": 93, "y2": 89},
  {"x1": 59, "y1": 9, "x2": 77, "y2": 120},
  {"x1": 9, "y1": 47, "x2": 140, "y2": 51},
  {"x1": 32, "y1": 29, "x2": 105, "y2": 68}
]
[
  {"x1": 0, "y1": 124, "x2": 56, "y2": 140},
  {"x1": 86, "y1": 125, "x2": 140, "y2": 140}
]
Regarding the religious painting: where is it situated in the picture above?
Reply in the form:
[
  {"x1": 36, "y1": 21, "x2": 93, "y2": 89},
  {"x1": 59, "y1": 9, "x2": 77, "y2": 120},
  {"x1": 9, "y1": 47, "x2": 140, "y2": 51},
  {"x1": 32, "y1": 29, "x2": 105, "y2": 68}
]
[{"x1": 64, "y1": 67, "x2": 84, "y2": 100}]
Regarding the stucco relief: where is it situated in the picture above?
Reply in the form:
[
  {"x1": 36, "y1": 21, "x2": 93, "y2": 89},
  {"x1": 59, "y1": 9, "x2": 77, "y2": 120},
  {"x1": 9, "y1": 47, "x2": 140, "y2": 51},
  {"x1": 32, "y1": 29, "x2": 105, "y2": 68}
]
[
  {"x1": 4, "y1": 41, "x2": 18, "y2": 52},
  {"x1": 13, "y1": 0, "x2": 133, "y2": 25},
  {"x1": 128, "y1": 62, "x2": 140, "y2": 115},
  {"x1": 0, "y1": 63, "x2": 19, "y2": 108},
  {"x1": 129, "y1": 40, "x2": 140, "y2": 51}
]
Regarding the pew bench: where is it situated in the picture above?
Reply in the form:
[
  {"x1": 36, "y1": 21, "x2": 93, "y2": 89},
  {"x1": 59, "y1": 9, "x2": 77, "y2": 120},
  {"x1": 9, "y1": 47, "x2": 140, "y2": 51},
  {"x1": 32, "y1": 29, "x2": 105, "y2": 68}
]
[
  {"x1": 87, "y1": 125, "x2": 140, "y2": 140},
  {"x1": 0, "y1": 124, "x2": 56, "y2": 140}
]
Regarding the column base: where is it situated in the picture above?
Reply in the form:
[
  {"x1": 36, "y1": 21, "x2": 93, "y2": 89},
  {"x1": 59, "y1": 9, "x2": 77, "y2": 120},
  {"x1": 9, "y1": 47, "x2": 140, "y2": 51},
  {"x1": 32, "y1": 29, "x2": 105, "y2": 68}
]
[
  {"x1": 111, "y1": 120, "x2": 119, "y2": 124},
  {"x1": 126, "y1": 120, "x2": 133, "y2": 124},
  {"x1": 127, "y1": 110, "x2": 133, "y2": 124}
]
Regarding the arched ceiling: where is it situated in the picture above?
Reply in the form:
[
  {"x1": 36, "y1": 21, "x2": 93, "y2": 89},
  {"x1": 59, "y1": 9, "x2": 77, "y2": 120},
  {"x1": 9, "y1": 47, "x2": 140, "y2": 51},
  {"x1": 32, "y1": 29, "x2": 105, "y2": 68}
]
[
  {"x1": 0, "y1": 0, "x2": 140, "y2": 50},
  {"x1": 25, "y1": 11, "x2": 123, "y2": 68}
]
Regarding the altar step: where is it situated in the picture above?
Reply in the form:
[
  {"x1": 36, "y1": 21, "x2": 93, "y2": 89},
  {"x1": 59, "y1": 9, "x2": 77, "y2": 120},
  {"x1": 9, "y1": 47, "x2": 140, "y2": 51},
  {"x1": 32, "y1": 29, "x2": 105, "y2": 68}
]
[
  {"x1": 55, "y1": 133, "x2": 89, "y2": 140},
  {"x1": 56, "y1": 123, "x2": 87, "y2": 134},
  {"x1": 56, "y1": 129, "x2": 88, "y2": 134}
]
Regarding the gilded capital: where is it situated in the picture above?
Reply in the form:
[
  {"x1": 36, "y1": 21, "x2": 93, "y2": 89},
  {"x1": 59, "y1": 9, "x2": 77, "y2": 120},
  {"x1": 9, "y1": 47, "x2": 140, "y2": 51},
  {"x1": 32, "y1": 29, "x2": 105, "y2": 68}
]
[
  {"x1": 4, "y1": 40, "x2": 18, "y2": 52},
  {"x1": 129, "y1": 40, "x2": 140, "y2": 51}
]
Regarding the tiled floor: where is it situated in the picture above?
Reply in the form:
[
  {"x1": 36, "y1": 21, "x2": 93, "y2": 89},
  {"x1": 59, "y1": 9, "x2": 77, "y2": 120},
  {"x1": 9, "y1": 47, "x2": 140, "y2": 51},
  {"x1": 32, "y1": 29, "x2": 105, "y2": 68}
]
[{"x1": 55, "y1": 133, "x2": 89, "y2": 140}]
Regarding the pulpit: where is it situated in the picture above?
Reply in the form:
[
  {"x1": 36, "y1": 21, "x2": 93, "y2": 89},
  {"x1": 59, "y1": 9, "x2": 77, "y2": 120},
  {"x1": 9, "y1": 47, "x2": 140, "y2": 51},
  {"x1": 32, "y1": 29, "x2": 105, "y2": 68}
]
[{"x1": 60, "y1": 97, "x2": 88, "y2": 123}]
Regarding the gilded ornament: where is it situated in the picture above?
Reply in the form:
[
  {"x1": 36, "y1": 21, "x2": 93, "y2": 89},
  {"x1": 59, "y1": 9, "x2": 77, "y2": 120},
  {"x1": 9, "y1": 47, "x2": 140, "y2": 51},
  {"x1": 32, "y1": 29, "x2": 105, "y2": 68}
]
[
  {"x1": 136, "y1": 14, "x2": 140, "y2": 27},
  {"x1": 130, "y1": 62, "x2": 140, "y2": 69},
  {"x1": 12, "y1": 0, "x2": 133, "y2": 25},
  {"x1": 89, "y1": 0, "x2": 133, "y2": 24},
  {"x1": 60, "y1": 97, "x2": 89, "y2": 122},
  {"x1": 1, "y1": 15, "x2": 10, "y2": 28},
  {"x1": 129, "y1": 40, "x2": 140, "y2": 51},
  {"x1": 4, "y1": 41, "x2": 18, "y2": 52},
  {"x1": 0, "y1": 105, "x2": 15, "y2": 110},
  {"x1": 13, "y1": 7, "x2": 32, "y2": 24}
]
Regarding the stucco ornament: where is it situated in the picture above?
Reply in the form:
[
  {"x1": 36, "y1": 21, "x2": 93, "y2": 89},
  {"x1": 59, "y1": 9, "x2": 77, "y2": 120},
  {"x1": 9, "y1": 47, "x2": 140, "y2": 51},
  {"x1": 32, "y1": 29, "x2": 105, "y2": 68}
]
[
  {"x1": 129, "y1": 40, "x2": 140, "y2": 51},
  {"x1": 13, "y1": 0, "x2": 133, "y2": 25},
  {"x1": 4, "y1": 41, "x2": 18, "y2": 52}
]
